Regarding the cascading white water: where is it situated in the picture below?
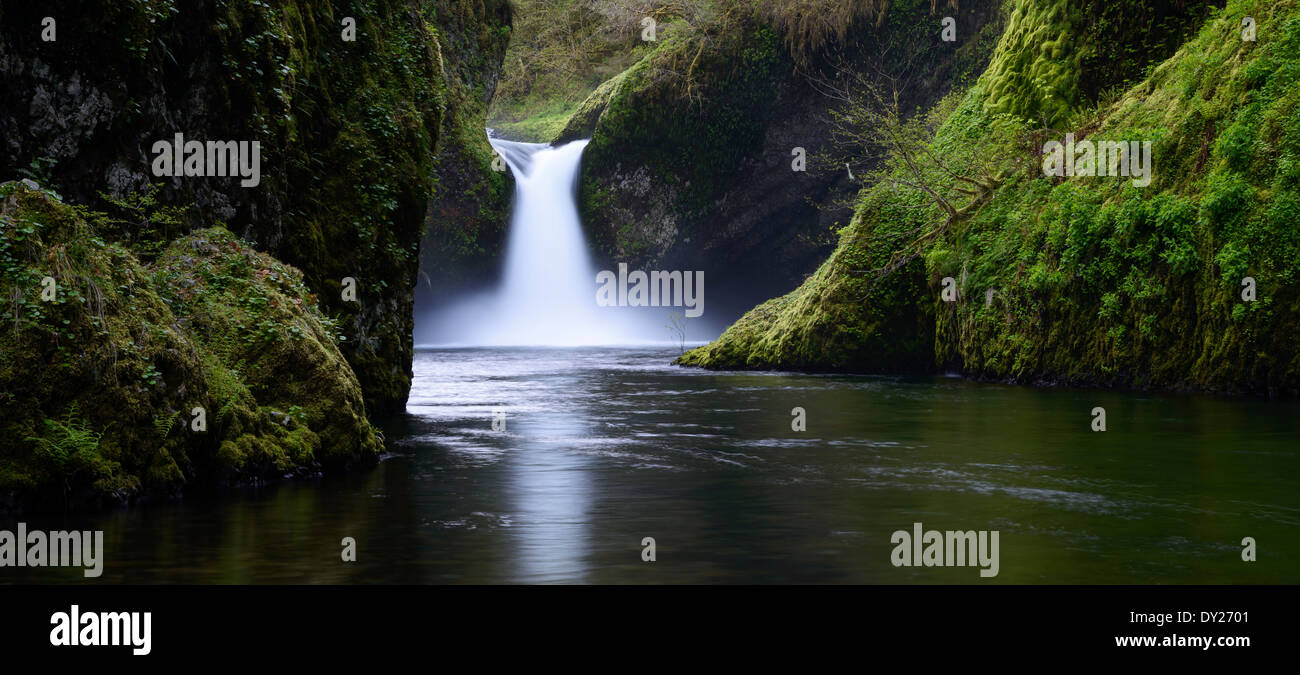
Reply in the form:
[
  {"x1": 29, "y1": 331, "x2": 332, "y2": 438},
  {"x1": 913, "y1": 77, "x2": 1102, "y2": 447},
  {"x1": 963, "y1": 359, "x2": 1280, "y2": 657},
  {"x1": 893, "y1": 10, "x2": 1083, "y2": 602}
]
[
  {"x1": 422, "y1": 137, "x2": 659, "y2": 346},
  {"x1": 490, "y1": 138, "x2": 606, "y2": 344}
]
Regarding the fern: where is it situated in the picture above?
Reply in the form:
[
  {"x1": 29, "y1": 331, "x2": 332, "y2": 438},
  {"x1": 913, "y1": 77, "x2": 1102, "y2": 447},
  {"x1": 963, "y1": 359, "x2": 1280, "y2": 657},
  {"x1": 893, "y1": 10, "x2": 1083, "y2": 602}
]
[
  {"x1": 202, "y1": 351, "x2": 251, "y2": 426},
  {"x1": 217, "y1": 399, "x2": 238, "y2": 424},
  {"x1": 26, "y1": 402, "x2": 102, "y2": 465},
  {"x1": 24, "y1": 401, "x2": 114, "y2": 500},
  {"x1": 153, "y1": 410, "x2": 179, "y2": 439}
]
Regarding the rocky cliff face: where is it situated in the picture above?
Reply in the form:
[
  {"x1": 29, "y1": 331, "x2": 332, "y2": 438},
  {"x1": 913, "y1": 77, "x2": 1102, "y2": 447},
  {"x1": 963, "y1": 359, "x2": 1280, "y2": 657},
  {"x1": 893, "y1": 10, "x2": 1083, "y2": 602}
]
[
  {"x1": 0, "y1": 0, "x2": 512, "y2": 509},
  {"x1": 0, "y1": 0, "x2": 510, "y2": 414},
  {"x1": 568, "y1": 0, "x2": 1002, "y2": 315},
  {"x1": 420, "y1": 0, "x2": 514, "y2": 314}
]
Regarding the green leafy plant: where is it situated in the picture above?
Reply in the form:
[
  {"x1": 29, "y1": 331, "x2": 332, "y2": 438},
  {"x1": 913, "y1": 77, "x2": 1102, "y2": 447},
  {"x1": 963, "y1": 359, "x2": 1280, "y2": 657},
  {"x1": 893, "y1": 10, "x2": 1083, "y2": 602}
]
[
  {"x1": 16, "y1": 157, "x2": 59, "y2": 190},
  {"x1": 24, "y1": 402, "x2": 114, "y2": 502},
  {"x1": 153, "y1": 410, "x2": 179, "y2": 439},
  {"x1": 97, "y1": 183, "x2": 190, "y2": 260},
  {"x1": 141, "y1": 363, "x2": 162, "y2": 386},
  {"x1": 287, "y1": 405, "x2": 308, "y2": 425}
]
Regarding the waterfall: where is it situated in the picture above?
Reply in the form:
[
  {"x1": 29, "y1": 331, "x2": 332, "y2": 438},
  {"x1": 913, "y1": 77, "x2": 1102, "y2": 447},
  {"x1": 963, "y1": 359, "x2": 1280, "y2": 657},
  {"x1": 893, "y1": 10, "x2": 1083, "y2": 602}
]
[
  {"x1": 490, "y1": 138, "x2": 604, "y2": 344},
  {"x1": 420, "y1": 137, "x2": 661, "y2": 346}
]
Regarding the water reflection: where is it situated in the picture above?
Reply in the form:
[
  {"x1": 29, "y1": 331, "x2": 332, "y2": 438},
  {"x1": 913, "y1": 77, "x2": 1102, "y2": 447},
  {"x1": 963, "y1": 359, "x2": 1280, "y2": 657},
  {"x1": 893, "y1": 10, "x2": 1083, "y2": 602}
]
[{"x1": 505, "y1": 411, "x2": 595, "y2": 583}]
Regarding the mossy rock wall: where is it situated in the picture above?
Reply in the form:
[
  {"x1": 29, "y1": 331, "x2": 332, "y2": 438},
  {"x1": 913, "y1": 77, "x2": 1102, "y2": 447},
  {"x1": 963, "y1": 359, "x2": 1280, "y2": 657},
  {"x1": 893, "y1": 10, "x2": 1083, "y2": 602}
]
[
  {"x1": 574, "y1": 0, "x2": 1003, "y2": 303},
  {"x1": 981, "y1": 0, "x2": 1220, "y2": 125},
  {"x1": 1, "y1": 182, "x2": 380, "y2": 511},
  {"x1": 420, "y1": 0, "x2": 514, "y2": 309},
  {"x1": 0, "y1": 0, "x2": 509, "y2": 412},
  {"x1": 683, "y1": 0, "x2": 1299, "y2": 397}
]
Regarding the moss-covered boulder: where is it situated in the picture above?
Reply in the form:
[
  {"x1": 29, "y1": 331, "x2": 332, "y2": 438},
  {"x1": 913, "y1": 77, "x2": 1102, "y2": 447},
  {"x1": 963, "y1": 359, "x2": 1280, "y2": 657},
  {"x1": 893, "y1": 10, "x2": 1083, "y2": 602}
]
[
  {"x1": 0, "y1": 182, "x2": 380, "y2": 511},
  {"x1": 152, "y1": 224, "x2": 382, "y2": 472}
]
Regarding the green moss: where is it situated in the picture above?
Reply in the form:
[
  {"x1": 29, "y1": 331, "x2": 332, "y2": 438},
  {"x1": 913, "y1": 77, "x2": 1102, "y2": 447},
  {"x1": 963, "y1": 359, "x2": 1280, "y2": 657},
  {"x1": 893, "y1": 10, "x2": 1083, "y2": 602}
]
[
  {"x1": 154, "y1": 224, "x2": 382, "y2": 467},
  {"x1": 1, "y1": 182, "x2": 200, "y2": 507},
  {"x1": 0, "y1": 183, "x2": 380, "y2": 510},
  {"x1": 493, "y1": 104, "x2": 581, "y2": 143},
  {"x1": 421, "y1": 0, "x2": 514, "y2": 304},
  {"x1": 486, "y1": 0, "x2": 658, "y2": 141},
  {"x1": 0, "y1": 0, "x2": 502, "y2": 413},
  {"x1": 574, "y1": 0, "x2": 1007, "y2": 270},
  {"x1": 553, "y1": 68, "x2": 631, "y2": 143},
  {"x1": 574, "y1": 19, "x2": 789, "y2": 255},
  {"x1": 981, "y1": 0, "x2": 1217, "y2": 126},
  {"x1": 980, "y1": 0, "x2": 1083, "y2": 125},
  {"x1": 593, "y1": 24, "x2": 784, "y2": 214},
  {"x1": 684, "y1": 0, "x2": 1300, "y2": 396}
]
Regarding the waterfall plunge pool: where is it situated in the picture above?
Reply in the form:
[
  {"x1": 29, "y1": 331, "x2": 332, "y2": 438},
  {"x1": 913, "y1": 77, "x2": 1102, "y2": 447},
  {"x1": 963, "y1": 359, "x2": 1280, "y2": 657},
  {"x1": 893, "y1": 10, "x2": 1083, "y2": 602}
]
[{"x1": 6, "y1": 345, "x2": 1297, "y2": 583}]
